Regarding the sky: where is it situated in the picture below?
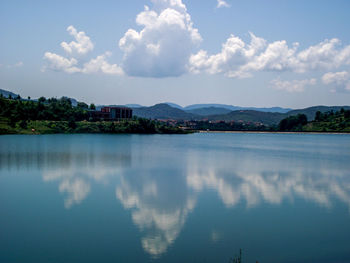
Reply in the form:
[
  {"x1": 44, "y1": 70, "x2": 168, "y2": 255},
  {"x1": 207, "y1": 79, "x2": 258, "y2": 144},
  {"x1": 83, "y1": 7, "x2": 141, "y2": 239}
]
[{"x1": 1, "y1": 0, "x2": 350, "y2": 108}]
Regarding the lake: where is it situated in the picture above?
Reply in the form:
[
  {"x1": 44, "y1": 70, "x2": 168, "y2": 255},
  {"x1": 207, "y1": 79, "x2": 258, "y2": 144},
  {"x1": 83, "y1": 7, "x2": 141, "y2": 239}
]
[{"x1": 1, "y1": 133, "x2": 350, "y2": 263}]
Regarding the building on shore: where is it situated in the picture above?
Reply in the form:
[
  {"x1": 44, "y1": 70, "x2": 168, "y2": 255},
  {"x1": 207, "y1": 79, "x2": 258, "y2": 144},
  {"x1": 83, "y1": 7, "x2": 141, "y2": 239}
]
[{"x1": 89, "y1": 107, "x2": 133, "y2": 121}]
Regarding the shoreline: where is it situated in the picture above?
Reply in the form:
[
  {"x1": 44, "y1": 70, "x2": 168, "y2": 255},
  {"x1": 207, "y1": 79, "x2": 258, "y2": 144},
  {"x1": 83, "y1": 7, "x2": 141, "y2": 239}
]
[
  {"x1": 196, "y1": 130, "x2": 350, "y2": 135},
  {"x1": 2, "y1": 130, "x2": 350, "y2": 135}
]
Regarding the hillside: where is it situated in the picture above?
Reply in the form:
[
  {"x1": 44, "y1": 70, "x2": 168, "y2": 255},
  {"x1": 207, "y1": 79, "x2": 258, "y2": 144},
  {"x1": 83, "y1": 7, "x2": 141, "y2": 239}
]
[
  {"x1": 0, "y1": 89, "x2": 19, "y2": 98},
  {"x1": 208, "y1": 110, "x2": 285, "y2": 126},
  {"x1": 278, "y1": 108, "x2": 350, "y2": 132},
  {"x1": 182, "y1": 103, "x2": 292, "y2": 113},
  {"x1": 287, "y1": 106, "x2": 350, "y2": 121},
  {"x1": 132, "y1": 103, "x2": 198, "y2": 120},
  {"x1": 186, "y1": 107, "x2": 232, "y2": 116}
]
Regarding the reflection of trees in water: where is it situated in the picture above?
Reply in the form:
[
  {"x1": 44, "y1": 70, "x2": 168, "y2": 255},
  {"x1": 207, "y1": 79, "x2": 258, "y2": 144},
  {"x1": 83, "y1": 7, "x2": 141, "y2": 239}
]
[
  {"x1": 116, "y1": 171, "x2": 196, "y2": 257},
  {"x1": 0, "y1": 151, "x2": 131, "y2": 170}
]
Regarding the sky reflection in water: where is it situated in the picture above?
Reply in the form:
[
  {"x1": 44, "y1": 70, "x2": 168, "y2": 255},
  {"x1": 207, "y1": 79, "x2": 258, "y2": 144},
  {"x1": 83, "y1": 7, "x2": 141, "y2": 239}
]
[{"x1": 0, "y1": 133, "x2": 350, "y2": 262}]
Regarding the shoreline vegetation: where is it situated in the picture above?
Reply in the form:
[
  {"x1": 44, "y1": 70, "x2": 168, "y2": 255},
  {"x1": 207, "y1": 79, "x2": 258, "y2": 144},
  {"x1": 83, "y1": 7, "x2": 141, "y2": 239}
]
[
  {"x1": 0, "y1": 95, "x2": 188, "y2": 135},
  {"x1": 1, "y1": 94, "x2": 350, "y2": 135}
]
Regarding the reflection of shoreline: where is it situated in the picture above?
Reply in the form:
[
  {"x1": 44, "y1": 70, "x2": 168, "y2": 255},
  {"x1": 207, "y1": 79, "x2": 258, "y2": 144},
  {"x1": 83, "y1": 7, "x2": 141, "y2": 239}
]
[{"x1": 0, "y1": 152, "x2": 131, "y2": 170}]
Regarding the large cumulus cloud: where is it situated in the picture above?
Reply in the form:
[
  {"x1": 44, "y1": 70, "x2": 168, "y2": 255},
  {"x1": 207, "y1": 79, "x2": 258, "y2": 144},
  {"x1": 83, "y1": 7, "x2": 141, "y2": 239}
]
[{"x1": 119, "y1": 0, "x2": 201, "y2": 77}]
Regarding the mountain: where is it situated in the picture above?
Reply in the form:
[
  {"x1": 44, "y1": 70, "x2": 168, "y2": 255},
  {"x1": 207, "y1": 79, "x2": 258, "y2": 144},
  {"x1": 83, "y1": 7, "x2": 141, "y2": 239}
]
[
  {"x1": 0, "y1": 89, "x2": 19, "y2": 99},
  {"x1": 186, "y1": 107, "x2": 232, "y2": 116},
  {"x1": 164, "y1": 102, "x2": 183, "y2": 109},
  {"x1": 208, "y1": 110, "x2": 286, "y2": 126},
  {"x1": 207, "y1": 105, "x2": 350, "y2": 125},
  {"x1": 132, "y1": 103, "x2": 198, "y2": 120},
  {"x1": 125, "y1": 104, "x2": 143, "y2": 108},
  {"x1": 244, "y1": 107, "x2": 292, "y2": 113},
  {"x1": 286, "y1": 106, "x2": 350, "y2": 121},
  {"x1": 181, "y1": 103, "x2": 292, "y2": 113}
]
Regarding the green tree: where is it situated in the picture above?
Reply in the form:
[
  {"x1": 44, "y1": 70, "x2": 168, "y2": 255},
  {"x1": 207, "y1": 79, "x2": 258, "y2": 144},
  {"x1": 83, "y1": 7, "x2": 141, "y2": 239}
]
[
  {"x1": 90, "y1": 103, "x2": 96, "y2": 110},
  {"x1": 77, "y1": 102, "x2": 89, "y2": 109},
  {"x1": 315, "y1": 111, "x2": 323, "y2": 121},
  {"x1": 19, "y1": 120, "x2": 27, "y2": 129},
  {"x1": 38, "y1": 97, "x2": 46, "y2": 103},
  {"x1": 279, "y1": 114, "x2": 307, "y2": 131}
]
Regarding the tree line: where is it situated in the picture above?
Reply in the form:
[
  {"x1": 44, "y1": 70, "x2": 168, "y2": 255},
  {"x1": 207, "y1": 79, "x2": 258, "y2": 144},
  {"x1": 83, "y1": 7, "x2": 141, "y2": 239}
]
[
  {"x1": 0, "y1": 95, "x2": 187, "y2": 134},
  {"x1": 278, "y1": 108, "x2": 350, "y2": 132}
]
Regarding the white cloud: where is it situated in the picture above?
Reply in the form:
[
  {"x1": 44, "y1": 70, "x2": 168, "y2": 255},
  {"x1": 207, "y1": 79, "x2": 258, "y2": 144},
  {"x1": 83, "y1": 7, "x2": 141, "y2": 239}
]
[
  {"x1": 270, "y1": 78, "x2": 317, "y2": 93},
  {"x1": 43, "y1": 52, "x2": 80, "y2": 73},
  {"x1": 189, "y1": 32, "x2": 267, "y2": 78},
  {"x1": 81, "y1": 52, "x2": 124, "y2": 75},
  {"x1": 4, "y1": 61, "x2": 24, "y2": 68},
  {"x1": 13, "y1": 61, "x2": 23, "y2": 67},
  {"x1": 44, "y1": 51, "x2": 123, "y2": 75},
  {"x1": 61, "y1": 25, "x2": 94, "y2": 56},
  {"x1": 190, "y1": 34, "x2": 350, "y2": 79},
  {"x1": 217, "y1": 0, "x2": 230, "y2": 8},
  {"x1": 119, "y1": 0, "x2": 202, "y2": 77},
  {"x1": 322, "y1": 71, "x2": 350, "y2": 92},
  {"x1": 44, "y1": 26, "x2": 123, "y2": 76}
]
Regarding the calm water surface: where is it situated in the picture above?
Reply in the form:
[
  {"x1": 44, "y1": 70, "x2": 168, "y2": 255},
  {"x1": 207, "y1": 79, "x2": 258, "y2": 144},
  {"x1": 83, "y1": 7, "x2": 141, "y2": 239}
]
[{"x1": 1, "y1": 133, "x2": 350, "y2": 263}]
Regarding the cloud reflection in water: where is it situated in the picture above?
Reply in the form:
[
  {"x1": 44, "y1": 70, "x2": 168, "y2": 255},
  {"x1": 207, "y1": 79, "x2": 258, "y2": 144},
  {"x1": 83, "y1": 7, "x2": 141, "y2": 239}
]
[{"x1": 116, "y1": 172, "x2": 196, "y2": 256}]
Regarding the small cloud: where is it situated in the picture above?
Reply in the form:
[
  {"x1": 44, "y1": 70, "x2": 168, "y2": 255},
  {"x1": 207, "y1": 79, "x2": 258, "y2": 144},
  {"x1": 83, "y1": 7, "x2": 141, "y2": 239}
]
[
  {"x1": 13, "y1": 61, "x2": 23, "y2": 67},
  {"x1": 217, "y1": 0, "x2": 230, "y2": 8},
  {"x1": 61, "y1": 25, "x2": 94, "y2": 56},
  {"x1": 6, "y1": 61, "x2": 24, "y2": 68},
  {"x1": 270, "y1": 78, "x2": 317, "y2": 93},
  {"x1": 322, "y1": 71, "x2": 350, "y2": 92}
]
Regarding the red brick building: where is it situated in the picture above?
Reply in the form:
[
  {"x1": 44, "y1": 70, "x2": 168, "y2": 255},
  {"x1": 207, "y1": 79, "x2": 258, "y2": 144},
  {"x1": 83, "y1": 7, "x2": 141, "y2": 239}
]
[{"x1": 89, "y1": 107, "x2": 133, "y2": 121}]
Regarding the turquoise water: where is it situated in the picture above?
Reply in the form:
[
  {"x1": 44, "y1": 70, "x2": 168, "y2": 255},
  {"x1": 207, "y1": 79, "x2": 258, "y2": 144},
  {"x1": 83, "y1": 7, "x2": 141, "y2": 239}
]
[{"x1": 0, "y1": 133, "x2": 350, "y2": 263}]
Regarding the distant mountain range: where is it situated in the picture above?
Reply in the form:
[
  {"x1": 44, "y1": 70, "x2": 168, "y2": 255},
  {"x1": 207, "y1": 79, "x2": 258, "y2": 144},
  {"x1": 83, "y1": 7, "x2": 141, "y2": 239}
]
[
  {"x1": 180, "y1": 103, "x2": 293, "y2": 113},
  {"x1": 1, "y1": 88, "x2": 350, "y2": 126},
  {"x1": 129, "y1": 103, "x2": 350, "y2": 125}
]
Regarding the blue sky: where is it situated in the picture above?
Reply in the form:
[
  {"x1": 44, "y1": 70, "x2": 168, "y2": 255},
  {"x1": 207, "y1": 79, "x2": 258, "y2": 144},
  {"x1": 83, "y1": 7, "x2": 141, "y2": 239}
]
[{"x1": 1, "y1": 0, "x2": 350, "y2": 108}]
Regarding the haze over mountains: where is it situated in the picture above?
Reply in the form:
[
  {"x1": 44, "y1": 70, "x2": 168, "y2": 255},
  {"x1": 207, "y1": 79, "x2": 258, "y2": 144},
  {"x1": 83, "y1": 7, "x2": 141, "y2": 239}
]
[{"x1": 1, "y1": 88, "x2": 350, "y2": 126}]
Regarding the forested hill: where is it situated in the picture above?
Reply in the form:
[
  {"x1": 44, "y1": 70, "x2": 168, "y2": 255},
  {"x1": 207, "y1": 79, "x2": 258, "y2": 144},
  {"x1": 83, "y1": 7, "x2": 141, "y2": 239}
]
[
  {"x1": 206, "y1": 110, "x2": 285, "y2": 126},
  {"x1": 286, "y1": 106, "x2": 350, "y2": 121},
  {"x1": 278, "y1": 108, "x2": 350, "y2": 132},
  {"x1": 132, "y1": 103, "x2": 198, "y2": 120}
]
